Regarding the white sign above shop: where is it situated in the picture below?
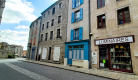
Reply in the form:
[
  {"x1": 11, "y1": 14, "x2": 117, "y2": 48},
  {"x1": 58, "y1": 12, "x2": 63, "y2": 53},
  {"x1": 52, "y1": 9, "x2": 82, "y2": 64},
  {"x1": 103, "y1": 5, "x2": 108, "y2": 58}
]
[{"x1": 95, "y1": 35, "x2": 135, "y2": 46}]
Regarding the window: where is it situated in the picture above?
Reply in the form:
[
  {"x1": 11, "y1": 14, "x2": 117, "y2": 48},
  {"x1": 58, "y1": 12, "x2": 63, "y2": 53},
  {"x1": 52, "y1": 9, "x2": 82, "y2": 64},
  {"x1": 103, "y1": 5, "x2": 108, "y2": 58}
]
[
  {"x1": 71, "y1": 8, "x2": 83, "y2": 23},
  {"x1": 74, "y1": 29, "x2": 79, "y2": 40},
  {"x1": 33, "y1": 25, "x2": 34, "y2": 27},
  {"x1": 41, "y1": 34, "x2": 43, "y2": 42},
  {"x1": 50, "y1": 31, "x2": 53, "y2": 40},
  {"x1": 36, "y1": 21, "x2": 38, "y2": 25},
  {"x1": 116, "y1": 0, "x2": 120, "y2": 1},
  {"x1": 44, "y1": 14, "x2": 45, "y2": 17},
  {"x1": 35, "y1": 27, "x2": 37, "y2": 34},
  {"x1": 52, "y1": 7, "x2": 55, "y2": 15},
  {"x1": 97, "y1": 14, "x2": 106, "y2": 28},
  {"x1": 46, "y1": 22, "x2": 49, "y2": 28},
  {"x1": 45, "y1": 33, "x2": 48, "y2": 41},
  {"x1": 32, "y1": 29, "x2": 33, "y2": 35},
  {"x1": 58, "y1": 15, "x2": 61, "y2": 23},
  {"x1": 59, "y1": 3, "x2": 62, "y2": 8},
  {"x1": 48, "y1": 11, "x2": 50, "y2": 15},
  {"x1": 42, "y1": 24, "x2": 44, "y2": 30},
  {"x1": 51, "y1": 19, "x2": 54, "y2": 26},
  {"x1": 72, "y1": 0, "x2": 83, "y2": 9},
  {"x1": 117, "y1": 7, "x2": 131, "y2": 25},
  {"x1": 97, "y1": 0, "x2": 105, "y2": 9},
  {"x1": 33, "y1": 37, "x2": 36, "y2": 45},
  {"x1": 57, "y1": 29, "x2": 60, "y2": 38}
]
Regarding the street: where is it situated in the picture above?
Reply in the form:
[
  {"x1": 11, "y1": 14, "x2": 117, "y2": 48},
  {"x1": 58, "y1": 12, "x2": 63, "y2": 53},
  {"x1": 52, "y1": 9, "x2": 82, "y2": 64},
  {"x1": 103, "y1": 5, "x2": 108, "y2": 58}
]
[{"x1": 0, "y1": 58, "x2": 111, "y2": 80}]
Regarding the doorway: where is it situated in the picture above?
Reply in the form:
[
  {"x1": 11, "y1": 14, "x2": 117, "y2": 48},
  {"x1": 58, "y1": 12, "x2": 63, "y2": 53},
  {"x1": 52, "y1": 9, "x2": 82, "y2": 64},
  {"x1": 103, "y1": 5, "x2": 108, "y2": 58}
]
[{"x1": 48, "y1": 47, "x2": 51, "y2": 60}]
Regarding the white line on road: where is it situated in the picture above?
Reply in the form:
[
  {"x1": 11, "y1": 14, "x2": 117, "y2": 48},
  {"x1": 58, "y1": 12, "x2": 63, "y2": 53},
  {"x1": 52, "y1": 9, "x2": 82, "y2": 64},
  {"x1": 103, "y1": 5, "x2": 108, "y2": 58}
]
[{"x1": 5, "y1": 63, "x2": 51, "y2": 80}]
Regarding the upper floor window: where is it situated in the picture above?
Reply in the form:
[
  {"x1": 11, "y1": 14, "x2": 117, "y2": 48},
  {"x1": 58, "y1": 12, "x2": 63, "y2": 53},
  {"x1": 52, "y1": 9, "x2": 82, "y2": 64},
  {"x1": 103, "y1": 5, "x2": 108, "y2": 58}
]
[
  {"x1": 58, "y1": 15, "x2": 61, "y2": 23},
  {"x1": 97, "y1": 14, "x2": 106, "y2": 29},
  {"x1": 57, "y1": 29, "x2": 60, "y2": 38},
  {"x1": 48, "y1": 11, "x2": 50, "y2": 15},
  {"x1": 35, "y1": 27, "x2": 37, "y2": 34},
  {"x1": 117, "y1": 7, "x2": 131, "y2": 25},
  {"x1": 72, "y1": 0, "x2": 83, "y2": 9},
  {"x1": 50, "y1": 31, "x2": 53, "y2": 40},
  {"x1": 44, "y1": 14, "x2": 45, "y2": 17},
  {"x1": 74, "y1": 29, "x2": 79, "y2": 40},
  {"x1": 97, "y1": 0, "x2": 105, "y2": 9},
  {"x1": 47, "y1": 22, "x2": 49, "y2": 28},
  {"x1": 45, "y1": 33, "x2": 48, "y2": 41},
  {"x1": 33, "y1": 37, "x2": 36, "y2": 45},
  {"x1": 41, "y1": 34, "x2": 43, "y2": 42},
  {"x1": 51, "y1": 19, "x2": 54, "y2": 26},
  {"x1": 36, "y1": 21, "x2": 38, "y2": 25},
  {"x1": 32, "y1": 29, "x2": 33, "y2": 35},
  {"x1": 71, "y1": 8, "x2": 83, "y2": 23},
  {"x1": 52, "y1": 7, "x2": 55, "y2": 15},
  {"x1": 42, "y1": 24, "x2": 44, "y2": 30},
  {"x1": 71, "y1": 27, "x2": 83, "y2": 41},
  {"x1": 59, "y1": 3, "x2": 62, "y2": 8}
]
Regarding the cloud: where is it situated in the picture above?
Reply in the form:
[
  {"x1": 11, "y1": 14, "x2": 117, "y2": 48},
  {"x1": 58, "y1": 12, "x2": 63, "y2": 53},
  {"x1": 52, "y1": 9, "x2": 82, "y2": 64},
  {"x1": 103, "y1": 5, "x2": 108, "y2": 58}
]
[
  {"x1": 2, "y1": 0, "x2": 37, "y2": 23},
  {"x1": 0, "y1": 29, "x2": 29, "y2": 50},
  {"x1": 15, "y1": 25, "x2": 29, "y2": 29}
]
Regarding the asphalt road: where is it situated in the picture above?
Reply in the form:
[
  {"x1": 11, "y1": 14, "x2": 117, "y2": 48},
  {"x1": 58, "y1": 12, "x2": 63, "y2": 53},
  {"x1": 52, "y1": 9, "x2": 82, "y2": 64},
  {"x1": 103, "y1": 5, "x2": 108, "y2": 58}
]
[{"x1": 0, "y1": 58, "x2": 111, "y2": 80}]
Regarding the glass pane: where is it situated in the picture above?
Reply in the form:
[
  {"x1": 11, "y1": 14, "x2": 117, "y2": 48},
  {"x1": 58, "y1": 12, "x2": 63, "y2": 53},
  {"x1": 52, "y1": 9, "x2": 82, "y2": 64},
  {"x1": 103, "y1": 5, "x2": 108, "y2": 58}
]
[
  {"x1": 81, "y1": 50, "x2": 84, "y2": 59},
  {"x1": 68, "y1": 46, "x2": 72, "y2": 49},
  {"x1": 69, "y1": 50, "x2": 72, "y2": 58},
  {"x1": 77, "y1": 50, "x2": 79, "y2": 59},
  {"x1": 118, "y1": 15, "x2": 123, "y2": 20},
  {"x1": 74, "y1": 46, "x2": 79, "y2": 48},
  {"x1": 73, "y1": 50, "x2": 76, "y2": 59},
  {"x1": 125, "y1": 18, "x2": 130, "y2": 23},
  {"x1": 125, "y1": 14, "x2": 130, "y2": 18},
  {"x1": 81, "y1": 45, "x2": 84, "y2": 48},
  {"x1": 124, "y1": 10, "x2": 129, "y2": 14}
]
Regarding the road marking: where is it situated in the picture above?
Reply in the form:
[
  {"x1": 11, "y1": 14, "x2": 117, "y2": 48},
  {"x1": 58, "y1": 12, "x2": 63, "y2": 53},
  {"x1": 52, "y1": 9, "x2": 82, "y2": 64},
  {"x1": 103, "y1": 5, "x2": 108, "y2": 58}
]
[{"x1": 5, "y1": 63, "x2": 51, "y2": 80}]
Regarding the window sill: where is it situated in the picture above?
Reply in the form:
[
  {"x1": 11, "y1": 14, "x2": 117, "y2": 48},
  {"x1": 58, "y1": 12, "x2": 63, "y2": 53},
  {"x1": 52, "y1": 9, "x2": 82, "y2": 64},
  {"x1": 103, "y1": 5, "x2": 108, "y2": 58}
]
[
  {"x1": 118, "y1": 22, "x2": 132, "y2": 27},
  {"x1": 97, "y1": 27, "x2": 106, "y2": 30}
]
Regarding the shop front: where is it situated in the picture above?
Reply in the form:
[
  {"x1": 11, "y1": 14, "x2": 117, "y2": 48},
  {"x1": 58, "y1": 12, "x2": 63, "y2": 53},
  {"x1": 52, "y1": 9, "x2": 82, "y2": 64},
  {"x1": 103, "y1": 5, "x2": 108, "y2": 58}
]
[
  {"x1": 64, "y1": 40, "x2": 89, "y2": 69},
  {"x1": 95, "y1": 35, "x2": 135, "y2": 73}
]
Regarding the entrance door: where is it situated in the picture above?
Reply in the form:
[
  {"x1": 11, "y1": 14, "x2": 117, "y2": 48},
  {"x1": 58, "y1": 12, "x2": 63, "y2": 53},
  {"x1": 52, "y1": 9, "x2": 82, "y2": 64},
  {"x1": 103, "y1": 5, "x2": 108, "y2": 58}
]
[
  {"x1": 53, "y1": 47, "x2": 60, "y2": 61},
  {"x1": 99, "y1": 45, "x2": 109, "y2": 69},
  {"x1": 42, "y1": 48, "x2": 47, "y2": 60},
  {"x1": 67, "y1": 50, "x2": 72, "y2": 65},
  {"x1": 48, "y1": 47, "x2": 51, "y2": 60},
  {"x1": 31, "y1": 49, "x2": 35, "y2": 59}
]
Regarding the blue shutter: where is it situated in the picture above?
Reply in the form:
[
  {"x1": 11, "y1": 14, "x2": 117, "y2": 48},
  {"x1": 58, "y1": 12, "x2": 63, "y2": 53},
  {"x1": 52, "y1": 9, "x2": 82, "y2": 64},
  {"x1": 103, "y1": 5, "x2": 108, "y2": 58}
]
[
  {"x1": 80, "y1": 0, "x2": 83, "y2": 5},
  {"x1": 72, "y1": 0, "x2": 75, "y2": 9},
  {"x1": 71, "y1": 12, "x2": 74, "y2": 23},
  {"x1": 79, "y1": 27, "x2": 83, "y2": 40},
  {"x1": 79, "y1": 8, "x2": 83, "y2": 21},
  {"x1": 71, "y1": 29, "x2": 74, "y2": 41}
]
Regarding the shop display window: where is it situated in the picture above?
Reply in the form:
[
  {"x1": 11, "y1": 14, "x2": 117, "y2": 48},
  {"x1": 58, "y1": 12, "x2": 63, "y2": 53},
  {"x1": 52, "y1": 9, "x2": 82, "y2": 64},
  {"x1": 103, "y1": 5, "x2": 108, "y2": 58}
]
[{"x1": 110, "y1": 43, "x2": 132, "y2": 71}]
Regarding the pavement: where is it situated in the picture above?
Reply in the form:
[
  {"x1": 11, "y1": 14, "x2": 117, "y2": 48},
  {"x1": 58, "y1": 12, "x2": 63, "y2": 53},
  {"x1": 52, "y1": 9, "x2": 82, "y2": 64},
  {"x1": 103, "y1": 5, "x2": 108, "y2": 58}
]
[{"x1": 20, "y1": 59, "x2": 138, "y2": 80}]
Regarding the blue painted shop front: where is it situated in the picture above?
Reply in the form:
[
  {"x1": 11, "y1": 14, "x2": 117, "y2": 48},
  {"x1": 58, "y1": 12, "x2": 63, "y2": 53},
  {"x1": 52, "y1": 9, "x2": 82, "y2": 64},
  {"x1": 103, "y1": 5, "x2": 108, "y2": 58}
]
[{"x1": 65, "y1": 40, "x2": 89, "y2": 65}]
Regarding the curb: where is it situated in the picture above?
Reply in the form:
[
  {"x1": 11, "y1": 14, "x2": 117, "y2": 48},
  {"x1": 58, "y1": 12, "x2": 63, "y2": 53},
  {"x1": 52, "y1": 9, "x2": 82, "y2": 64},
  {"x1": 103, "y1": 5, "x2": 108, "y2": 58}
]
[{"x1": 19, "y1": 60, "x2": 117, "y2": 80}]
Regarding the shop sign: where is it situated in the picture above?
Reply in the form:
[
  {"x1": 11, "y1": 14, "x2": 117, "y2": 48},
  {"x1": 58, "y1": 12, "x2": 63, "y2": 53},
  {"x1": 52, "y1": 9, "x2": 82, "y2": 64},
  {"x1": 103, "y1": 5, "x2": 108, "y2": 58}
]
[{"x1": 95, "y1": 35, "x2": 134, "y2": 46}]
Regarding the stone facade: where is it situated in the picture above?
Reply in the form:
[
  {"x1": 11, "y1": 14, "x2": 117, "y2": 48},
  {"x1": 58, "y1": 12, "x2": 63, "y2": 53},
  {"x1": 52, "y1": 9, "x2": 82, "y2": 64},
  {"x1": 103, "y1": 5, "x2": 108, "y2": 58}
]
[
  {"x1": 39, "y1": 0, "x2": 68, "y2": 63},
  {"x1": 0, "y1": 0, "x2": 5, "y2": 24},
  {"x1": 90, "y1": 0, "x2": 138, "y2": 74}
]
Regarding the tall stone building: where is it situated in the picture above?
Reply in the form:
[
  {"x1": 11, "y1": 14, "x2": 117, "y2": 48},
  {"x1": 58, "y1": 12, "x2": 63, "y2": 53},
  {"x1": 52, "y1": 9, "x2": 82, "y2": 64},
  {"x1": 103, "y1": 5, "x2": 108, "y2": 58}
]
[
  {"x1": 27, "y1": 16, "x2": 41, "y2": 60},
  {"x1": 39, "y1": 0, "x2": 68, "y2": 63},
  {"x1": 90, "y1": 0, "x2": 138, "y2": 74},
  {"x1": 0, "y1": 0, "x2": 5, "y2": 24}
]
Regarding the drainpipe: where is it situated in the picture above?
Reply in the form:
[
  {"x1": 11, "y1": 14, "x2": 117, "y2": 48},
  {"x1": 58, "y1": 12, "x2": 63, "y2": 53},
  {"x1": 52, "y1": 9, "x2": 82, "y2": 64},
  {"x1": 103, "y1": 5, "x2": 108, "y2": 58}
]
[
  {"x1": 36, "y1": 17, "x2": 42, "y2": 61},
  {"x1": 88, "y1": 0, "x2": 92, "y2": 69}
]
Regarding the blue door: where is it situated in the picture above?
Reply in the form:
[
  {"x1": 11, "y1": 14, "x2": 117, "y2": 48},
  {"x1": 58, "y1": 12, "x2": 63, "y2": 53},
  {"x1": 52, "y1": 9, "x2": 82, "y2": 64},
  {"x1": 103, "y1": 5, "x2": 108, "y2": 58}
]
[
  {"x1": 67, "y1": 50, "x2": 72, "y2": 65},
  {"x1": 31, "y1": 49, "x2": 35, "y2": 59}
]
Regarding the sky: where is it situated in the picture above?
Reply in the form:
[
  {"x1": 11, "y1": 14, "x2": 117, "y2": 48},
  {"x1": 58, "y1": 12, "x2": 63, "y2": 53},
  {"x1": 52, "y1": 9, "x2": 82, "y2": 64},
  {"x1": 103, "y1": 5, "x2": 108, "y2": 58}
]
[{"x1": 0, "y1": 0, "x2": 58, "y2": 50}]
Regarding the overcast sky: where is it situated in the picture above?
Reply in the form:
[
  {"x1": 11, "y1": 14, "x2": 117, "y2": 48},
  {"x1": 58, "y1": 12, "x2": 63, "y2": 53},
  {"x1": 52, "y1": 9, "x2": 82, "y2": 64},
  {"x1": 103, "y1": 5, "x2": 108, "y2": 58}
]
[{"x1": 0, "y1": 0, "x2": 57, "y2": 50}]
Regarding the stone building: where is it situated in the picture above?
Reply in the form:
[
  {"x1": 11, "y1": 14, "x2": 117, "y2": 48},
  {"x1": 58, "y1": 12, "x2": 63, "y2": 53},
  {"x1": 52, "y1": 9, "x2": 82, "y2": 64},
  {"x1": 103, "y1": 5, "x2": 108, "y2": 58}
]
[
  {"x1": 90, "y1": 0, "x2": 138, "y2": 74},
  {"x1": 13, "y1": 45, "x2": 23, "y2": 57},
  {"x1": 0, "y1": 0, "x2": 5, "y2": 24},
  {"x1": 39, "y1": 0, "x2": 68, "y2": 63},
  {"x1": 64, "y1": 0, "x2": 90, "y2": 68},
  {"x1": 27, "y1": 16, "x2": 41, "y2": 60}
]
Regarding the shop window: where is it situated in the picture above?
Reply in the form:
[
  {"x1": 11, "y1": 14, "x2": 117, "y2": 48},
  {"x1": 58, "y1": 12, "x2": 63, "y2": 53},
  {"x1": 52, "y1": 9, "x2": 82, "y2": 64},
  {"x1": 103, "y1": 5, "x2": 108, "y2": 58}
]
[
  {"x1": 52, "y1": 7, "x2": 55, "y2": 15},
  {"x1": 41, "y1": 34, "x2": 43, "y2": 42},
  {"x1": 51, "y1": 19, "x2": 54, "y2": 26},
  {"x1": 58, "y1": 15, "x2": 61, "y2": 23},
  {"x1": 46, "y1": 22, "x2": 49, "y2": 28},
  {"x1": 97, "y1": 0, "x2": 105, "y2": 9},
  {"x1": 42, "y1": 24, "x2": 44, "y2": 30},
  {"x1": 57, "y1": 29, "x2": 60, "y2": 38},
  {"x1": 97, "y1": 14, "x2": 106, "y2": 29},
  {"x1": 71, "y1": 27, "x2": 83, "y2": 41},
  {"x1": 117, "y1": 7, "x2": 131, "y2": 25},
  {"x1": 59, "y1": 3, "x2": 62, "y2": 8},
  {"x1": 71, "y1": 8, "x2": 83, "y2": 23},
  {"x1": 72, "y1": 0, "x2": 83, "y2": 9},
  {"x1": 50, "y1": 31, "x2": 53, "y2": 40},
  {"x1": 45, "y1": 33, "x2": 48, "y2": 41}
]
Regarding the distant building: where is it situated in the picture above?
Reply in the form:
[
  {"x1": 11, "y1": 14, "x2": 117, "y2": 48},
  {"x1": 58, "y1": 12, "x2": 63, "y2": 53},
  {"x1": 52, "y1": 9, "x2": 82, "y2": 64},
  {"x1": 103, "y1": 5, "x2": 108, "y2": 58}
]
[
  {"x1": 22, "y1": 50, "x2": 27, "y2": 57},
  {"x1": 0, "y1": 0, "x2": 6, "y2": 24}
]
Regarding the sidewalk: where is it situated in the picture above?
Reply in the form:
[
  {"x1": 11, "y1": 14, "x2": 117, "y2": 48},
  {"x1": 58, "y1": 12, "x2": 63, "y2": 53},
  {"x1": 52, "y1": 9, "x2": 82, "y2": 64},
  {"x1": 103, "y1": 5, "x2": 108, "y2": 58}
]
[{"x1": 19, "y1": 60, "x2": 138, "y2": 80}]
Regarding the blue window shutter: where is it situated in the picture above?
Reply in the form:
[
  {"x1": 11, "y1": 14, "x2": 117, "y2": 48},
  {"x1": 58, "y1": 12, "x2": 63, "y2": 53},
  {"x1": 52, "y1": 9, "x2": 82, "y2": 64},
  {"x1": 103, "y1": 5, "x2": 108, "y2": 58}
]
[
  {"x1": 80, "y1": 0, "x2": 83, "y2": 5},
  {"x1": 79, "y1": 8, "x2": 83, "y2": 21},
  {"x1": 79, "y1": 27, "x2": 83, "y2": 40},
  {"x1": 72, "y1": 0, "x2": 75, "y2": 9},
  {"x1": 71, "y1": 12, "x2": 74, "y2": 23},
  {"x1": 71, "y1": 29, "x2": 74, "y2": 41}
]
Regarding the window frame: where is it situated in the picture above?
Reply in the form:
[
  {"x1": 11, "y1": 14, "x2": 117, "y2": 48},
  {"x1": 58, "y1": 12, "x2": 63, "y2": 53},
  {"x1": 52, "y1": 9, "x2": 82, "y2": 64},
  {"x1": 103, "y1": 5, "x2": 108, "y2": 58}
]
[
  {"x1": 46, "y1": 22, "x2": 49, "y2": 28},
  {"x1": 58, "y1": 15, "x2": 61, "y2": 24},
  {"x1": 42, "y1": 24, "x2": 44, "y2": 30},
  {"x1": 52, "y1": 7, "x2": 55, "y2": 15},
  {"x1": 97, "y1": 14, "x2": 106, "y2": 29},
  {"x1": 45, "y1": 33, "x2": 48, "y2": 41},
  {"x1": 50, "y1": 31, "x2": 53, "y2": 40},
  {"x1": 57, "y1": 29, "x2": 60, "y2": 38},
  {"x1": 59, "y1": 2, "x2": 62, "y2": 8},
  {"x1": 73, "y1": 29, "x2": 79, "y2": 40},
  {"x1": 41, "y1": 34, "x2": 43, "y2": 42},
  {"x1": 51, "y1": 19, "x2": 54, "y2": 26},
  {"x1": 97, "y1": 0, "x2": 105, "y2": 9}
]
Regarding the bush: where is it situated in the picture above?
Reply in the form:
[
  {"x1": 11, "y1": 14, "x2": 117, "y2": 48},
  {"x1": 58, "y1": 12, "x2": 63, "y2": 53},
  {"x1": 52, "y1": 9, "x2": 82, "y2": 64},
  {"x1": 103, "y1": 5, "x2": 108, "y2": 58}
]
[{"x1": 8, "y1": 53, "x2": 15, "y2": 58}]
